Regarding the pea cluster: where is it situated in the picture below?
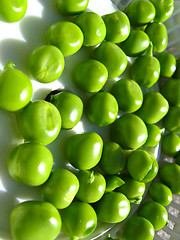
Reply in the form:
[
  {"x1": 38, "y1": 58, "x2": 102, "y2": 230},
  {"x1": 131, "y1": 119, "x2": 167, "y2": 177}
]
[{"x1": 0, "y1": 0, "x2": 180, "y2": 240}]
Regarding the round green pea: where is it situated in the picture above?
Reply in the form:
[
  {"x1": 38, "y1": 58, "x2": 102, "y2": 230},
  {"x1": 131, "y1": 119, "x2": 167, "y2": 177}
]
[
  {"x1": 163, "y1": 106, "x2": 180, "y2": 133},
  {"x1": 74, "y1": 11, "x2": 106, "y2": 47},
  {"x1": 86, "y1": 92, "x2": 118, "y2": 127},
  {"x1": 46, "y1": 21, "x2": 83, "y2": 56},
  {"x1": 127, "y1": 149, "x2": 158, "y2": 183},
  {"x1": 125, "y1": 0, "x2": 156, "y2": 26},
  {"x1": 73, "y1": 59, "x2": 108, "y2": 92},
  {"x1": 149, "y1": 182, "x2": 173, "y2": 206},
  {"x1": 10, "y1": 201, "x2": 61, "y2": 240},
  {"x1": 102, "y1": 11, "x2": 130, "y2": 43},
  {"x1": 150, "y1": 0, "x2": 174, "y2": 22},
  {"x1": 145, "y1": 22, "x2": 168, "y2": 53},
  {"x1": 41, "y1": 168, "x2": 79, "y2": 209},
  {"x1": 99, "y1": 141, "x2": 126, "y2": 175},
  {"x1": 161, "y1": 133, "x2": 180, "y2": 157},
  {"x1": 0, "y1": 61, "x2": 33, "y2": 112},
  {"x1": 111, "y1": 114, "x2": 148, "y2": 150},
  {"x1": 138, "y1": 201, "x2": 168, "y2": 231},
  {"x1": 143, "y1": 124, "x2": 161, "y2": 147},
  {"x1": 136, "y1": 91, "x2": 169, "y2": 124},
  {"x1": 8, "y1": 142, "x2": 53, "y2": 186},
  {"x1": 110, "y1": 79, "x2": 143, "y2": 113},
  {"x1": 93, "y1": 41, "x2": 127, "y2": 78},
  {"x1": 66, "y1": 132, "x2": 103, "y2": 170},
  {"x1": 17, "y1": 100, "x2": 61, "y2": 146},
  {"x1": 120, "y1": 30, "x2": 150, "y2": 57},
  {"x1": 123, "y1": 216, "x2": 155, "y2": 240},
  {"x1": 157, "y1": 52, "x2": 176, "y2": 77},
  {"x1": 56, "y1": 0, "x2": 89, "y2": 15},
  {"x1": 27, "y1": 45, "x2": 65, "y2": 83},
  {"x1": 50, "y1": 91, "x2": 83, "y2": 129}
]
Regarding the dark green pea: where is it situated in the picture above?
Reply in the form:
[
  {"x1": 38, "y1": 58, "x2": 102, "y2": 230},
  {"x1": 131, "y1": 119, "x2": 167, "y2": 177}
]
[
  {"x1": 157, "y1": 52, "x2": 176, "y2": 77},
  {"x1": 175, "y1": 153, "x2": 180, "y2": 166},
  {"x1": 174, "y1": 57, "x2": 180, "y2": 78},
  {"x1": 143, "y1": 124, "x2": 161, "y2": 147},
  {"x1": 163, "y1": 106, "x2": 180, "y2": 133},
  {"x1": 56, "y1": 0, "x2": 89, "y2": 16},
  {"x1": 120, "y1": 30, "x2": 150, "y2": 57},
  {"x1": 145, "y1": 22, "x2": 168, "y2": 53},
  {"x1": 150, "y1": 0, "x2": 174, "y2": 22}
]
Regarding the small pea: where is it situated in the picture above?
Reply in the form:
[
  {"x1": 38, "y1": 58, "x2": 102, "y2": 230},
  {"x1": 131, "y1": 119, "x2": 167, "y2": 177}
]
[
  {"x1": 143, "y1": 124, "x2": 161, "y2": 147},
  {"x1": 163, "y1": 106, "x2": 180, "y2": 133},
  {"x1": 161, "y1": 132, "x2": 180, "y2": 157},
  {"x1": 157, "y1": 52, "x2": 176, "y2": 77}
]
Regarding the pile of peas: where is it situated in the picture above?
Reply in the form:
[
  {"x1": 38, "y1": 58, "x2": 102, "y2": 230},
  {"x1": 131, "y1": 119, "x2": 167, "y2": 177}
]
[{"x1": 0, "y1": 0, "x2": 180, "y2": 240}]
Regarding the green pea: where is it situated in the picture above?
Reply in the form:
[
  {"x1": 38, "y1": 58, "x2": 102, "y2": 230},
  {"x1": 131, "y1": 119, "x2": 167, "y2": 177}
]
[
  {"x1": 95, "y1": 192, "x2": 130, "y2": 223},
  {"x1": 127, "y1": 149, "x2": 158, "y2": 183},
  {"x1": 130, "y1": 55, "x2": 160, "y2": 88},
  {"x1": 157, "y1": 52, "x2": 176, "y2": 77},
  {"x1": 149, "y1": 182, "x2": 173, "y2": 206},
  {"x1": 17, "y1": 100, "x2": 61, "y2": 146},
  {"x1": 150, "y1": 0, "x2": 174, "y2": 22},
  {"x1": 138, "y1": 201, "x2": 168, "y2": 231},
  {"x1": 56, "y1": 0, "x2": 89, "y2": 15},
  {"x1": 99, "y1": 142, "x2": 126, "y2": 175},
  {"x1": 74, "y1": 12, "x2": 106, "y2": 47},
  {"x1": 102, "y1": 11, "x2": 130, "y2": 43},
  {"x1": 8, "y1": 142, "x2": 53, "y2": 186},
  {"x1": 145, "y1": 22, "x2": 168, "y2": 53},
  {"x1": 123, "y1": 216, "x2": 155, "y2": 240},
  {"x1": 159, "y1": 163, "x2": 180, "y2": 194},
  {"x1": 10, "y1": 201, "x2": 61, "y2": 240},
  {"x1": 86, "y1": 92, "x2": 118, "y2": 127},
  {"x1": 120, "y1": 30, "x2": 150, "y2": 57},
  {"x1": 46, "y1": 21, "x2": 84, "y2": 57},
  {"x1": 93, "y1": 41, "x2": 127, "y2": 78},
  {"x1": 143, "y1": 124, "x2": 161, "y2": 147},
  {"x1": 162, "y1": 133, "x2": 180, "y2": 157},
  {"x1": 125, "y1": 0, "x2": 155, "y2": 26},
  {"x1": 27, "y1": 45, "x2": 65, "y2": 83},
  {"x1": 50, "y1": 91, "x2": 83, "y2": 129},
  {"x1": 110, "y1": 79, "x2": 143, "y2": 113},
  {"x1": 163, "y1": 106, "x2": 180, "y2": 133},
  {"x1": 174, "y1": 57, "x2": 180, "y2": 78},
  {"x1": 73, "y1": 59, "x2": 108, "y2": 92},
  {"x1": 111, "y1": 114, "x2": 148, "y2": 150},
  {"x1": 0, "y1": 61, "x2": 33, "y2": 112},
  {"x1": 160, "y1": 78, "x2": 180, "y2": 107},
  {"x1": 41, "y1": 168, "x2": 79, "y2": 209},
  {"x1": 66, "y1": 132, "x2": 103, "y2": 170},
  {"x1": 136, "y1": 91, "x2": 169, "y2": 124}
]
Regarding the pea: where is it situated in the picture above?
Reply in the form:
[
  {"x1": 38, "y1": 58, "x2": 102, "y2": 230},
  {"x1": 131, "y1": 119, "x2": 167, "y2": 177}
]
[
  {"x1": 105, "y1": 175, "x2": 125, "y2": 193},
  {"x1": 102, "y1": 11, "x2": 130, "y2": 43},
  {"x1": 125, "y1": 0, "x2": 155, "y2": 26},
  {"x1": 95, "y1": 192, "x2": 130, "y2": 223},
  {"x1": 174, "y1": 57, "x2": 180, "y2": 78},
  {"x1": 76, "y1": 170, "x2": 106, "y2": 203},
  {"x1": 143, "y1": 124, "x2": 161, "y2": 147},
  {"x1": 111, "y1": 114, "x2": 148, "y2": 150},
  {"x1": 86, "y1": 92, "x2": 118, "y2": 127},
  {"x1": 136, "y1": 91, "x2": 169, "y2": 124},
  {"x1": 123, "y1": 216, "x2": 155, "y2": 240},
  {"x1": 149, "y1": 182, "x2": 173, "y2": 206},
  {"x1": 17, "y1": 100, "x2": 61, "y2": 146},
  {"x1": 110, "y1": 79, "x2": 143, "y2": 113},
  {"x1": 138, "y1": 201, "x2": 168, "y2": 231},
  {"x1": 10, "y1": 201, "x2": 61, "y2": 240},
  {"x1": 120, "y1": 30, "x2": 150, "y2": 57},
  {"x1": 127, "y1": 149, "x2": 158, "y2": 183},
  {"x1": 74, "y1": 12, "x2": 106, "y2": 47},
  {"x1": 61, "y1": 201, "x2": 97, "y2": 239},
  {"x1": 161, "y1": 132, "x2": 180, "y2": 157},
  {"x1": 73, "y1": 59, "x2": 108, "y2": 93},
  {"x1": 93, "y1": 41, "x2": 127, "y2": 78},
  {"x1": 0, "y1": 61, "x2": 33, "y2": 112},
  {"x1": 159, "y1": 163, "x2": 180, "y2": 194},
  {"x1": 150, "y1": 0, "x2": 174, "y2": 22},
  {"x1": 8, "y1": 142, "x2": 53, "y2": 186},
  {"x1": 66, "y1": 132, "x2": 103, "y2": 170},
  {"x1": 99, "y1": 141, "x2": 126, "y2": 175},
  {"x1": 46, "y1": 21, "x2": 83, "y2": 56},
  {"x1": 163, "y1": 106, "x2": 180, "y2": 133},
  {"x1": 50, "y1": 91, "x2": 83, "y2": 130},
  {"x1": 27, "y1": 45, "x2": 65, "y2": 83},
  {"x1": 56, "y1": 0, "x2": 89, "y2": 16},
  {"x1": 157, "y1": 52, "x2": 176, "y2": 77},
  {"x1": 41, "y1": 168, "x2": 79, "y2": 209}
]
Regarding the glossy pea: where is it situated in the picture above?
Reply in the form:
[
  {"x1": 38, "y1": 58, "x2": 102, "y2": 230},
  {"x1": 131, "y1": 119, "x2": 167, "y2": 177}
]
[
  {"x1": 143, "y1": 124, "x2": 161, "y2": 147},
  {"x1": 157, "y1": 52, "x2": 176, "y2": 77},
  {"x1": 102, "y1": 11, "x2": 130, "y2": 43},
  {"x1": 56, "y1": 0, "x2": 89, "y2": 15},
  {"x1": 110, "y1": 78, "x2": 143, "y2": 113},
  {"x1": 150, "y1": 0, "x2": 174, "y2": 22},
  {"x1": 46, "y1": 21, "x2": 83, "y2": 57},
  {"x1": 74, "y1": 12, "x2": 106, "y2": 47},
  {"x1": 93, "y1": 41, "x2": 127, "y2": 78},
  {"x1": 163, "y1": 106, "x2": 180, "y2": 133},
  {"x1": 161, "y1": 133, "x2": 180, "y2": 157}
]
